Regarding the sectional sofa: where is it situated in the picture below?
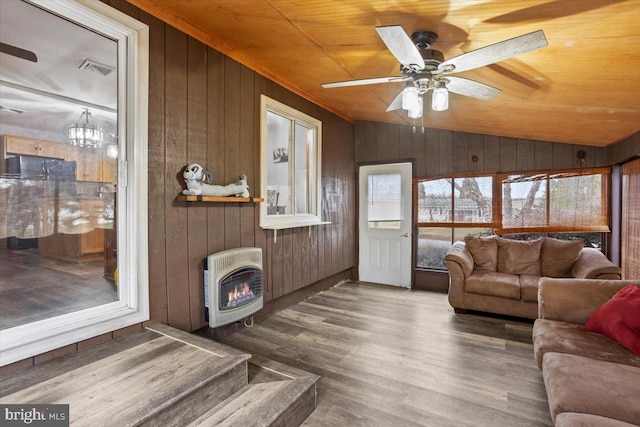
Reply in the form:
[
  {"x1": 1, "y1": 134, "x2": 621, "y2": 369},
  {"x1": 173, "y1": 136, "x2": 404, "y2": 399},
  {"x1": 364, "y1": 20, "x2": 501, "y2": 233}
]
[{"x1": 533, "y1": 278, "x2": 640, "y2": 426}]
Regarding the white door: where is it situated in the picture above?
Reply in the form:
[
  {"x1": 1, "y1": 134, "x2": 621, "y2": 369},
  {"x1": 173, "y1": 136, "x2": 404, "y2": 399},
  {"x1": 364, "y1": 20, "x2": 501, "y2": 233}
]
[{"x1": 358, "y1": 162, "x2": 412, "y2": 287}]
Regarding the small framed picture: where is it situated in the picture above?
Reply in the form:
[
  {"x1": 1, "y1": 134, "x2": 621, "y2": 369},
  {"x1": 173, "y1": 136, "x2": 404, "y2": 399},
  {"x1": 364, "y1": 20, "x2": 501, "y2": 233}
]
[{"x1": 273, "y1": 147, "x2": 289, "y2": 163}]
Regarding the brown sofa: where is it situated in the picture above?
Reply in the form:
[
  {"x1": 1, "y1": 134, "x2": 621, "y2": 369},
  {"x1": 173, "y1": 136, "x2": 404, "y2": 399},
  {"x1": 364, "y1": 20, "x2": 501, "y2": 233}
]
[
  {"x1": 533, "y1": 278, "x2": 640, "y2": 426},
  {"x1": 445, "y1": 236, "x2": 621, "y2": 319}
]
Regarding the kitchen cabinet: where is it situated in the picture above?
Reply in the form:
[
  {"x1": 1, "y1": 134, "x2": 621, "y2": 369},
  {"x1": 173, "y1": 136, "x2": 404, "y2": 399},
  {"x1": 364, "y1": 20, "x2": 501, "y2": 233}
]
[
  {"x1": 101, "y1": 155, "x2": 117, "y2": 184},
  {"x1": 38, "y1": 198, "x2": 107, "y2": 262},
  {"x1": 1, "y1": 135, "x2": 66, "y2": 160},
  {"x1": 39, "y1": 228, "x2": 105, "y2": 262},
  {"x1": 67, "y1": 145, "x2": 102, "y2": 182},
  {"x1": 2, "y1": 135, "x2": 114, "y2": 182}
]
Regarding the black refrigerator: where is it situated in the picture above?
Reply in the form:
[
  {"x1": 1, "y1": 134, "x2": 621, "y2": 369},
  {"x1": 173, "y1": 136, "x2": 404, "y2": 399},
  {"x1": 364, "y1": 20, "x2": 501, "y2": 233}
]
[{"x1": 6, "y1": 155, "x2": 77, "y2": 249}]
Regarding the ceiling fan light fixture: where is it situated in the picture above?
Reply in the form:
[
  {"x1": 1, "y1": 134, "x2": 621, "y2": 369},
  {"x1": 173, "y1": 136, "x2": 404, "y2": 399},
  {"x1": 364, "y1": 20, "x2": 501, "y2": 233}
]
[
  {"x1": 408, "y1": 95, "x2": 423, "y2": 119},
  {"x1": 69, "y1": 108, "x2": 103, "y2": 148},
  {"x1": 432, "y1": 81, "x2": 449, "y2": 112},
  {"x1": 401, "y1": 84, "x2": 419, "y2": 111}
]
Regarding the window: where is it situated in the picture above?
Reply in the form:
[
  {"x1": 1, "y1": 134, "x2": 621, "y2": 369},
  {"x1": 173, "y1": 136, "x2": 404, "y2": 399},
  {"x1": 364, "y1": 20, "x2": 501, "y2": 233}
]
[
  {"x1": 416, "y1": 175, "x2": 496, "y2": 269},
  {"x1": 417, "y1": 176, "x2": 495, "y2": 226},
  {"x1": 417, "y1": 227, "x2": 493, "y2": 270},
  {"x1": 497, "y1": 168, "x2": 610, "y2": 234},
  {"x1": 260, "y1": 95, "x2": 323, "y2": 229},
  {"x1": 0, "y1": 0, "x2": 148, "y2": 366},
  {"x1": 367, "y1": 173, "x2": 401, "y2": 229},
  {"x1": 414, "y1": 168, "x2": 610, "y2": 271}
]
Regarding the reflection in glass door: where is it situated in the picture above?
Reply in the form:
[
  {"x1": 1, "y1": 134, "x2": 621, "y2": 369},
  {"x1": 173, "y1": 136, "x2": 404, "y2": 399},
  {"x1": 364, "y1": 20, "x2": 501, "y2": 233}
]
[{"x1": 0, "y1": 0, "x2": 119, "y2": 330}]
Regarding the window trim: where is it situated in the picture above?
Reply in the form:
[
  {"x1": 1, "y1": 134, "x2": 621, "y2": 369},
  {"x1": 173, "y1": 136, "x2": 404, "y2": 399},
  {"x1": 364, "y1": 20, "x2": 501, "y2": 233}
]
[
  {"x1": 259, "y1": 95, "x2": 324, "y2": 229},
  {"x1": 0, "y1": 0, "x2": 149, "y2": 366}
]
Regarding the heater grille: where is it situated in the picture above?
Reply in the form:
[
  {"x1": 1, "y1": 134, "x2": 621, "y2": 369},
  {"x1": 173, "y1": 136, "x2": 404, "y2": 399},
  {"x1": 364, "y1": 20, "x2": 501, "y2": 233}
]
[{"x1": 206, "y1": 248, "x2": 263, "y2": 327}]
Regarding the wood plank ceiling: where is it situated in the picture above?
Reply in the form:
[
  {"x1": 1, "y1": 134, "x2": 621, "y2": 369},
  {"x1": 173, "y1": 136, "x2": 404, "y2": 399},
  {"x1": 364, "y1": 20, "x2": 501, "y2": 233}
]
[{"x1": 127, "y1": 0, "x2": 640, "y2": 147}]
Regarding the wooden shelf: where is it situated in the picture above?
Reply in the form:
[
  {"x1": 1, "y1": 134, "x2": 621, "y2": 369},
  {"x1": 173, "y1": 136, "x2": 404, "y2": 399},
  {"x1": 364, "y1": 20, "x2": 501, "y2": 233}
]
[{"x1": 176, "y1": 195, "x2": 263, "y2": 203}]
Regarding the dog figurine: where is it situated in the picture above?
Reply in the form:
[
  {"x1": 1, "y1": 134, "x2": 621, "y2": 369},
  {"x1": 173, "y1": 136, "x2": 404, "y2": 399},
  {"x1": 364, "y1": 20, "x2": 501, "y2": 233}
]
[{"x1": 182, "y1": 163, "x2": 250, "y2": 197}]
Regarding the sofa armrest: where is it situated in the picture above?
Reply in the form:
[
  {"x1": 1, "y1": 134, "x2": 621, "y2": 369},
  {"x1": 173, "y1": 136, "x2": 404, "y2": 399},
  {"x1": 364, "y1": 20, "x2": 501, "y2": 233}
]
[
  {"x1": 538, "y1": 278, "x2": 637, "y2": 324},
  {"x1": 445, "y1": 242, "x2": 474, "y2": 310},
  {"x1": 445, "y1": 259, "x2": 466, "y2": 309},
  {"x1": 571, "y1": 248, "x2": 621, "y2": 279},
  {"x1": 445, "y1": 241, "x2": 474, "y2": 278}
]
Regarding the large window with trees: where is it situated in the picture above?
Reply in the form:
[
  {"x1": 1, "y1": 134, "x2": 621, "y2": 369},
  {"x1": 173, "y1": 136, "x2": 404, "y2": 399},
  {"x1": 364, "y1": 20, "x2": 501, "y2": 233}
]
[
  {"x1": 497, "y1": 168, "x2": 610, "y2": 234},
  {"x1": 416, "y1": 175, "x2": 496, "y2": 269},
  {"x1": 415, "y1": 168, "x2": 610, "y2": 270}
]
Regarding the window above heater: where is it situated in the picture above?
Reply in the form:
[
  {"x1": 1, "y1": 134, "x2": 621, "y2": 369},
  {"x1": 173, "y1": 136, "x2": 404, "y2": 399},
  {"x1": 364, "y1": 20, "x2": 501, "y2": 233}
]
[{"x1": 259, "y1": 95, "x2": 326, "y2": 230}]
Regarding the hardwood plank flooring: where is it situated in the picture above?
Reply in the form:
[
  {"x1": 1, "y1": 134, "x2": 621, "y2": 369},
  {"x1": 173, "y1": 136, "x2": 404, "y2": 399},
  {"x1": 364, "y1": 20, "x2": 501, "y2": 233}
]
[
  {"x1": 0, "y1": 247, "x2": 116, "y2": 330},
  {"x1": 218, "y1": 281, "x2": 552, "y2": 426}
]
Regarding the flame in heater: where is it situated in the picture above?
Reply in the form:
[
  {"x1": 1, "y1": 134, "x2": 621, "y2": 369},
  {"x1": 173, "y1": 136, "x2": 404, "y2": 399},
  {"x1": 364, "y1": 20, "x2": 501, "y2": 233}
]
[{"x1": 227, "y1": 282, "x2": 255, "y2": 307}]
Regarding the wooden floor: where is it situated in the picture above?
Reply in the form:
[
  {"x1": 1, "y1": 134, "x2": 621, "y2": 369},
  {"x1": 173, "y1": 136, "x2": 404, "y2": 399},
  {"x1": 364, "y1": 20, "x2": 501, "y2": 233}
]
[
  {"x1": 218, "y1": 281, "x2": 553, "y2": 427},
  {"x1": 0, "y1": 247, "x2": 116, "y2": 329}
]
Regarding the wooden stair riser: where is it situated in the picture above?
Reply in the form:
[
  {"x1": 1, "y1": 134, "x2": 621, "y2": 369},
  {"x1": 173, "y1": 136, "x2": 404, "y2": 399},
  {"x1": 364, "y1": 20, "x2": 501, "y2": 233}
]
[{"x1": 139, "y1": 363, "x2": 248, "y2": 427}]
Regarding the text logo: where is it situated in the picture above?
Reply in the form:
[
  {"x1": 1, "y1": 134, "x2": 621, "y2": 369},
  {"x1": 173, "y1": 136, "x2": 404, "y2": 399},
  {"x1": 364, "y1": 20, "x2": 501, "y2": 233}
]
[{"x1": 1, "y1": 404, "x2": 69, "y2": 427}]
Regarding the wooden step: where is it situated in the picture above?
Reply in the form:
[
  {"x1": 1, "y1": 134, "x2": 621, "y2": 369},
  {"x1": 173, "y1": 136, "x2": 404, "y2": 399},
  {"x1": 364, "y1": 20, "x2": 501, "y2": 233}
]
[
  {"x1": 0, "y1": 326, "x2": 251, "y2": 426},
  {"x1": 188, "y1": 377, "x2": 318, "y2": 427},
  {"x1": 189, "y1": 353, "x2": 320, "y2": 426},
  {"x1": 148, "y1": 323, "x2": 320, "y2": 426},
  {"x1": 0, "y1": 324, "x2": 319, "y2": 427}
]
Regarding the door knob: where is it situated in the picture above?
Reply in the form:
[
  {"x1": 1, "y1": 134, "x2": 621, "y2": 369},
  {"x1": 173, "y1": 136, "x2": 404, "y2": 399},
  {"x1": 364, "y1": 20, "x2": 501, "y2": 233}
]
[{"x1": 401, "y1": 233, "x2": 409, "y2": 238}]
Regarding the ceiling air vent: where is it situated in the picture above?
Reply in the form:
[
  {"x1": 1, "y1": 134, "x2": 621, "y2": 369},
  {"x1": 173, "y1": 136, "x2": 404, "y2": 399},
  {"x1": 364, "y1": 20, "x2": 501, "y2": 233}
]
[{"x1": 78, "y1": 58, "x2": 115, "y2": 77}]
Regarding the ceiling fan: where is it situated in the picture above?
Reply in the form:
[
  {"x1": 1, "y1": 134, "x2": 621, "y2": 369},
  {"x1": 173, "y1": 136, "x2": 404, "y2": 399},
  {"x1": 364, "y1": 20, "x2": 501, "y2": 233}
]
[
  {"x1": 321, "y1": 26, "x2": 548, "y2": 120},
  {"x1": 0, "y1": 42, "x2": 38, "y2": 62}
]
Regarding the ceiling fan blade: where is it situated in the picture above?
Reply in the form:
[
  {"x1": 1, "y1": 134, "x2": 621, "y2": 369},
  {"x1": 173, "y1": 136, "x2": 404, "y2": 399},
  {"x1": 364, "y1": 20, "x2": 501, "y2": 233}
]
[
  {"x1": 0, "y1": 42, "x2": 38, "y2": 62},
  {"x1": 445, "y1": 76, "x2": 501, "y2": 100},
  {"x1": 485, "y1": 0, "x2": 624, "y2": 24},
  {"x1": 386, "y1": 92, "x2": 404, "y2": 112},
  {"x1": 322, "y1": 76, "x2": 410, "y2": 89},
  {"x1": 375, "y1": 25, "x2": 425, "y2": 70},
  {"x1": 0, "y1": 105, "x2": 25, "y2": 114},
  {"x1": 438, "y1": 30, "x2": 547, "y2": 74}
]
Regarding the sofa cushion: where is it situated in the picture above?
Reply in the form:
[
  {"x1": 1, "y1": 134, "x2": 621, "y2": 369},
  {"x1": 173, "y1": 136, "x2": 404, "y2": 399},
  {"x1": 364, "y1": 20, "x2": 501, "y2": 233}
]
[
  {"x1": 585, "y1": 284, "x2": 640, "y2": 355},
  {"x1": 555, "y1": 413, "x2": 638, "y2": 427},
  {"x1": 519, "y1": 274, "x2": 540, "y2": 303},
  {"x1": 541, "y1": 237, "x2": 584, "y2": 277},
  {"x1": 464, "y1": 271, "x2": 520, "y2": 300},
  {"x1": 542, "y1": 353, "x2": 640, "y2": 425},
  {"x1": 496, "y1": 237, "x2": 542, "y2": 275},
  {"x1": 464, "y1": 235, "x2": 498, "y2": 272},
  {"x1": 532, "y1": 319, "x2": 640, "y2": 370}
]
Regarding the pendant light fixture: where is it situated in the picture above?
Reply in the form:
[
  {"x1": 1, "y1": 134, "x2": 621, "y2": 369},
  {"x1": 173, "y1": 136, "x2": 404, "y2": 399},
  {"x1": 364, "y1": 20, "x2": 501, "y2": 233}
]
[
  {"x1": 69, "y1": 108, "x2": 103, "y2": 148},
  {"x1": 408, "y1": 95, "x2": 423, "y2": 119},
  {"x1": 401, "y1": 82, "x2": 419, "y2": 111},
  {"x1": 431, "y1": 80, "x2": 449, "y2": 112}
]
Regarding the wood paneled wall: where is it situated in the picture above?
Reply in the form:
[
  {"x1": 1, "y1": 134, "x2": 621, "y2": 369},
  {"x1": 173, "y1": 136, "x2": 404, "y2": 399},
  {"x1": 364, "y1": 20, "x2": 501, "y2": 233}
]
[
  {"x1": 609, "y1": 132, "x2": 640, "y2": 165},
  {"x1": 106, "y1": 0, "x2": 355, "y2": 332},
  {"x1": 354, "y1": 121, "x2": 610, "y2": 176}
]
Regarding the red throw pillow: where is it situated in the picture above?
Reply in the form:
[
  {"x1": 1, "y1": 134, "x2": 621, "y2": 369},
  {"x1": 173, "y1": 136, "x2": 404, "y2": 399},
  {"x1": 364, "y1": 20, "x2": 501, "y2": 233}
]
[{"x1": 585, "y1": 284, "x2": 640, "y2": 355}]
